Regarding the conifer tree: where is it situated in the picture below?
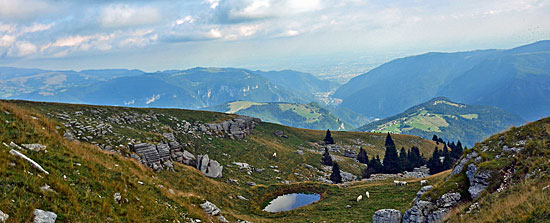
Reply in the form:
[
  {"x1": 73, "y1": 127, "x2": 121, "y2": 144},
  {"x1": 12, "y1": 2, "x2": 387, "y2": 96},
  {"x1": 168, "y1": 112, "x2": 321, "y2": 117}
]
[
  {"x1": 330, "y1": 162, "x2": 342, "y2": 183},
  {"x1": 382, "y1": 133, "x2": 402, "y2": 174},
  {"x1": 400, "y1": 147, "x2": 412, "y2": 171},
  {"x1": 427, "y1": 147, "x2": 442, "y2": 174},
  {"x1": 324, "y1": 129, "x2": 334, "y2": 145},
  {"x1": 322, "y1": 147, "x2": 333, "y2": 166},
  {"x1": 357, "y1": 147, "x2": 368, "y2": 164},
  {"x1": 451, "y1": 140, "x2": 464, "y2": 160},
  {"x1": 432, "y1": 135, "x2": 438, "y2": 141}
]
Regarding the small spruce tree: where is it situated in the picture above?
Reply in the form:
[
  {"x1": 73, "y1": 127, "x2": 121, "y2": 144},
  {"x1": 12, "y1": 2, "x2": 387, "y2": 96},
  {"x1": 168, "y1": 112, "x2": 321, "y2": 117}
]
[
  {"x1": 382, "y1": 133, "x2": 402, "y2": 174},
  {"x1": 330, "y1": 162, "x2": 342, "y2": 183},
  {"x1": 357, "y1": 147, "x2": 368, "y2": 164},
  {"x1": 322, "y1": 147, "x2": 333, "y2": 166},
  {"x1": 324, "y1": 129, "x2": 334, "y2": 145}
]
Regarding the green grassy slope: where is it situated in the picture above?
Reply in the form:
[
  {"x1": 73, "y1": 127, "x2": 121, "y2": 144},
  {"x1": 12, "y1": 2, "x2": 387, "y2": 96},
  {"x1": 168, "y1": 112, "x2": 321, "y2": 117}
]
[
  {"x1": 358, "y1": 97, "x2": 525, "y2": 146},
  {"x1": 0, "y1": 100, "x2": 443, "y2": 222}
]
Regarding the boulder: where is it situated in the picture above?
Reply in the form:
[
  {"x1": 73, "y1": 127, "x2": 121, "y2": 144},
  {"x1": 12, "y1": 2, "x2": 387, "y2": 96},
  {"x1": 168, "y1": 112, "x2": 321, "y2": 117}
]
[
  {"x1": 403, "y1": 192, "x2": 461, "y2": 223},
  {"x1": 0, "y1": 210, "x2": 8, "y2": 222},
  {"x1": 33, "y1": 209, "x2": 57, "y2": 223},
  {"x1": 114, "y1": 192, "x2": 122, "y2": 203},
  {"x1": 273, "y1": 130, "x2": 284, "y2": 137},
  {"x1": 372, "y1": 209, "x2": 402, "y2": 223},
  {"x1": 196, "y1": 155, "x2": 223, "y2": 178},
  {"x1": 200, "y1": 201, "x2": 221, "y2": 216}
]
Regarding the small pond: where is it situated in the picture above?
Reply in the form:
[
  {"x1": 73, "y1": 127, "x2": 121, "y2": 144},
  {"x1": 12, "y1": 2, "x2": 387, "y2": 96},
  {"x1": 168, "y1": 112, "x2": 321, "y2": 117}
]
[{"x1": 263, "y1": 193, "x2": 321, "y2": 212}]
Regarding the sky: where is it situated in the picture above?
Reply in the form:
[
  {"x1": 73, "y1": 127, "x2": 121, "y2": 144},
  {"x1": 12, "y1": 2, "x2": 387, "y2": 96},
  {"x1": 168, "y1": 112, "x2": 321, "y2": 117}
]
[{"x1": 0, "y1": 0, "x2": 549, "y2": 76}]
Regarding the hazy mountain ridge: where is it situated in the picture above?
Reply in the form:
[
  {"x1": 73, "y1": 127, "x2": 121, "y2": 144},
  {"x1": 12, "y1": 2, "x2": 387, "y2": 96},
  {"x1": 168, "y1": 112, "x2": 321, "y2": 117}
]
[
  {"x1": 4, "y1": 67, "x2": 331, "y2": 109},
  {"x1": 334, "y1": 40, "x2": 550, "y2": 121},
  {"x1": 358, "y1": 97, "x2": 525, "y2": 146}
]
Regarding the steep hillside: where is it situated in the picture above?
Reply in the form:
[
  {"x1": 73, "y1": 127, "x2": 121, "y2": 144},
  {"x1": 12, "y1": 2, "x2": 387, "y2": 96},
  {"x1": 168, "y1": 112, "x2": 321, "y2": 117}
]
[
  {"x1": 205, "y1": 101, "x2": 354, "y2": 130},
  {"x1": 254, "y1": 70, "x2": 339, "y2": 96},
  {"x1": 397, "y1": 117, "x2": 550, "y2": 222},
  {"x1": 359, "y1": 97, "x2": 524, "y2": 146},
  {"x1": 334, "y1": 40, "x2": 550, "y2": 121},
  {"x1": 1, "y1": 100, "x2": 441, "y2": 222}
]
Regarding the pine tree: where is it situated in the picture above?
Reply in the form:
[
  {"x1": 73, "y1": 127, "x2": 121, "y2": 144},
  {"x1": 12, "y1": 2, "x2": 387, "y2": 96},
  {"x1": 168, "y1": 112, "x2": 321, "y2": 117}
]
[
  {"x1": 330, "y1": 162, "x2": 342, "y2": 183},
  {"x1": 427, "y1": 147, "x2": 442, "y2": 174},
  {"x1": 451, "y1": 140, "x2": 464, "y2": 160},
  {"x1": 374, "y1": 155, "x2": 383, "y2": 173},
  {"x1": 382, "y1": 133, "x2": 402, "y2": 174},
  {"x1": 324, "y1": 129, "x2": 334, "y2": 145},
  {"x1": 432, "y1": 134, "x2": 438, "y2": 141},
  {"x1": 357, "y1": 147, "x2": 368, "y2": 164},
  {"x1": 400, "y1": 147, "x2": 412, "y2": 171},
  {"x1": 362, "y1": 165, "x2": 375, "y2": 179},
  {"x1": 322, "y1": 147, "x2": 333, "y2": 166}
]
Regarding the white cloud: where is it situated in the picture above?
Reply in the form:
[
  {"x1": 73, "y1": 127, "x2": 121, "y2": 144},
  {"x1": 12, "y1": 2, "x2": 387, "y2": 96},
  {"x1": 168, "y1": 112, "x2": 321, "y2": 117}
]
[
  {"x1": 208, "y1": 28, "x2": 223, "y2": 38},
  {"x1": 284, "y1": 29, "x2": 299, "y2": 37},
  {"x1": 175, "y1": 16, "x2": 195, "y2": 25},
  {"x1": 20, "y1": 23, "x2": 54, "y2": 34},
  {"x1": 205, "y1": 0, "x2": 220, "y2": 9},
  {"x1": 8, "y1": 41, "x2": 37, "y2": 57},
  {"x1": 101, "y1": 4, "x2": 161, "y2": 28},
  {"x1": 0, "y1": 23, "x2": 16, "y2": 33},
  {"x1": 0, "y1": 0, "x2": 55, "y2": 20},
  {"x1": 216, "y1": 0, "x2": 323, "y2": 23},
  {"x1": 0, "y1": 35, "x2": 16, "y2": 47}
]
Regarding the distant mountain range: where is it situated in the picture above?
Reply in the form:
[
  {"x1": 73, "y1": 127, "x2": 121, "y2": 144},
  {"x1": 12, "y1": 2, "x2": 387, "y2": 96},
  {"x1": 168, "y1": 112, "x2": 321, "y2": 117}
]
[
  {"x1": 205, "y1": 101, "x2": 357, "y2": 130},
  {"x1": 358, "y1": 97, "x2": 525, "y2": 146},
  {"x1": 334, "y1": 40, "x2": 550, "y2": 121},
  {"x1": 1, "y1": 67, "x2": 337, "y2": 109}
]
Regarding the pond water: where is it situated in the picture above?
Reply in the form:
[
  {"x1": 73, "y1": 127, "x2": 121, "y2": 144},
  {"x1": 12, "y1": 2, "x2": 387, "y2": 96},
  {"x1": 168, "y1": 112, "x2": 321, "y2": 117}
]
[{"x1": 263, "y1": 193, "x2": 321, "y2": 212}]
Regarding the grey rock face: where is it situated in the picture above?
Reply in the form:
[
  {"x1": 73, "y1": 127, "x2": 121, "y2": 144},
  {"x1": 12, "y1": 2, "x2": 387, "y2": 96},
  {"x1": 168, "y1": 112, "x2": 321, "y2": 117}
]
[
  {"x1": 343, "y1": 149, "x2": 357, "y2": 158},
  {"x1": 403, "y1": 186, "x2": 461, "y2": 223},
  {"x1": 373, "y1": 209, "x2": 402, "y2": 223},
  {"x1": 196, "y1": 155, "x2": 223, "y2": 178},
  {"x1": 33, "y1": 209, "x2": 57, "y2": 223},
  {"x1": 466, "y1": 164, "x2": 492, "y2": 199},
  {"x1": 449, "y1": 151, "x2": 478, "y2": 177}
]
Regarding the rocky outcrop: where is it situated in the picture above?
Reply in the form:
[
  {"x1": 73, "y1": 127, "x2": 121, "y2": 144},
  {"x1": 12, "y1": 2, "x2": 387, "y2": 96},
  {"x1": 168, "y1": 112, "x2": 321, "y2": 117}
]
[
  {"x1": 466, "y1": 164, "x2": 492, "y2": 199},
  {"x1": 373, "y1": 209, "x2": 402, "y2": 223},
  {"x1": 130, "y1": 134, "x2": 222, "y2": 178},
  {"x1": 207, "y1": 116, "x2": 261, "y2": 139},
  {"x1": 449, "y1": 151, "x2": 479, "y2": 177},
  {"x1": 33, "y1": 209, "x2": 57, "y2": 223},
  {"x1": 197, "y1": 154, "x2": 223, "y2": 178},
  {"x1": 403, "y1": 191, "x2": 461, "y2": 223}
]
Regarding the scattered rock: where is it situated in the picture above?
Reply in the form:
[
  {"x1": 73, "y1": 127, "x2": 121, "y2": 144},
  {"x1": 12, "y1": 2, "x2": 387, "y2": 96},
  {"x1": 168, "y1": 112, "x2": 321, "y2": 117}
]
[
  {"x1": 296, "y1": 150, "x2": 304, "y2": 155},
  {"x1": 237, "y1": 195, "x2": 248, "y2": 201},
  {"x1": 22, "y1": 144, "x2": 47, "y2": 152},
  {"x1": 0, "y1": 210, "x2": 8, "y2": 222},
  {"x1": 246, "y1": 182, "x2": 257, "y2": 186},
  {"x1": 372, "y1": 209, "x2": 402, "y2": 223},
  {"x1": 200, "y1": 201, "x2": 221, "y2": 216},
  {"x1": 33, "y1": 209, "x2": 57, "y2": 223},
  {"x1": 114, "y1": 193, "x2": 122, "y2": 203},
  {"x1": 273, "y1": 130, "x2": 284, "y2": 137},
  {"x1": 40, "y1": 184, "x2": 54, "y2": 192},
  {"x1": 217, "y1": 216, "x2": 229, "y2": 223}
]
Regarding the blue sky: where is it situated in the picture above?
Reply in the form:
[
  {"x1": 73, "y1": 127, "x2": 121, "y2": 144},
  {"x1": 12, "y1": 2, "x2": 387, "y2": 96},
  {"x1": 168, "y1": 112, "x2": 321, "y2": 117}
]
[{"x1": 0, "y1": 0, "x2": 549, "y2": 75}]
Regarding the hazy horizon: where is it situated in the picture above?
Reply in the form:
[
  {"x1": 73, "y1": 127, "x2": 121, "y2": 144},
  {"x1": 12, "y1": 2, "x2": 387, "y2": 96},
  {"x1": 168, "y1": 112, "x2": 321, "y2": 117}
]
[{"x1": 1, "y1": 0, "x2": 549, "y2": 76}]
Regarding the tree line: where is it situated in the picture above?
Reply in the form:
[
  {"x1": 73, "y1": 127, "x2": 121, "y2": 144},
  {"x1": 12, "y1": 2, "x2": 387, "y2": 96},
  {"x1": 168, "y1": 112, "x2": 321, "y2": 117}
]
[{"x1": 321, "y1": 130, "x2": 465, "y2": 183}]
